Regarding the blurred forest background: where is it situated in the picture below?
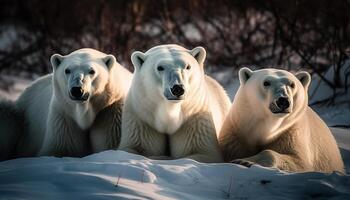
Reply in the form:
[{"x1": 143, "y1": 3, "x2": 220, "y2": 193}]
[{"x1": 0, "y1": 0, "x2": 349, "y2": 106}]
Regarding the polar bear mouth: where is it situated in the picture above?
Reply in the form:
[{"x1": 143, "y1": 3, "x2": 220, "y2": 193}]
[
  {"x1": 163, "y1": 87, "x2": 185, "y2": 101},
  {"x1": 272, "y1": 110, "x2": 290, "y2": 114},
  {"x1": 269, "y1": 102, "x2": 291, "y2": 114},
  {"x1": 269, "y1": 96, "x2": 291, "y2": 114},
  {"x1": 69, "y1": 92, "x2": 90, "y2": 102},
  {"x1": 68, "y1": 86, "x2": 90, "y2": 102},
  {"x1": 165, "y1": 94, "x2": 185, "y2": 100},
  {"x1": 164, "y1": 95, "x2": 184, "y2": 101}
]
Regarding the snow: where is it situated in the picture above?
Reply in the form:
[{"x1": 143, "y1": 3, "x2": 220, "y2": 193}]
[{"x1": 0, "y1": 128, "x2": 350, "y2": 199}]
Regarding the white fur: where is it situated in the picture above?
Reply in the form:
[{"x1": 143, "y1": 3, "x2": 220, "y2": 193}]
[
  {"x1": 227, "y1": 68, "x2": 308, "y2": 146},
  {"x1": 219, "y1": 68, "x2": 344, "y2": 172},
  {"x1": 73, "y1": 103, "x2": 96, "y2": 130},
  {"x1": 119, "y1": 44, "x2": 231, "y2": 163},
  {"x1": 14, "y1": 48, "x2": 132, "y2": 157},
  {"x1": 154, "y1": 101, "x2": 183, "y2": 134}
]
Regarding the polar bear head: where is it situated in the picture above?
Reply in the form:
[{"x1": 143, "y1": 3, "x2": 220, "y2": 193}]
[
  {"x1": 50, "y1": 48, "x2": 116, "y2": 104},
  {"x1": 237, "y1": 67, "x2": 311, "y2": 119},
  {"x1": 130, "y1": 44, "x2": 206, "y2": 103}
]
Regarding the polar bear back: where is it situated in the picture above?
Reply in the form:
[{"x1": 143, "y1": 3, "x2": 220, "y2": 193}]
[
  {"x1": 204, "y1": 75, "x2": 231, "y2": 135},
  {"x1": 16, "y1": 74, "x2": 52, "y2": 156},
  {"x1": 306, "y1": 108, "x2": 344, "y2": 171}
]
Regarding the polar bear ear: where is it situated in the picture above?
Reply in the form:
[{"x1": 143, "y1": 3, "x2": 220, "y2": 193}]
[
  {"x1": 102, "y1": 54, "x2": 116, "y2": 69},
  {"x1": 190, "y1": 46, "x2": 206, "y2": 67},
  {"x1": 295, "y1": 71, "x2": 311, "y2": 89},
  {"x1": 238, "y1": 67, "x2": 253, "y2": 85},
  {"x1": 50, "y1": 54, "x2": 65, "y2": 70},
  {"x1": 131, "y1": 51, "x2": 146, "y2": 71}
]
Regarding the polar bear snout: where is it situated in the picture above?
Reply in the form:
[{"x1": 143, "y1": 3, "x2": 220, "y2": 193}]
[
  {"x1": 170, "y1": 84, "x2": 185, "y2": 97},
  {"x1": 67, "y1": 72, "x2": 92, "y2": 102},
  {"x1": 70, "y1": 87, "x2": 83, "y2": 97},
  {"x1": 270, "y1": 96, "x2": 291, "y2": 114},
  {"x1": 163, "y1": 69, "x2": 186, "y2": 101},
  {"x1": 69, "y1": 86, "x2": 90, "y2": 101},
  {"x1": 164, "y1": 83, "x2": 185, "y2": 101},
  {"x1": 276, "y1": 97, "x2": 290, "y2": 110}
]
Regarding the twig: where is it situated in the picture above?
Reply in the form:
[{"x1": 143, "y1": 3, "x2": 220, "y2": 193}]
[{"x1": 115, "y1": 173, "x2": 122, "y2": 187}]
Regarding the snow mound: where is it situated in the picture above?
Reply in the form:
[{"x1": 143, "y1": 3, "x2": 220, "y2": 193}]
[{"x1": 1, "y1": 149, "x2": 350, "y2": 199}]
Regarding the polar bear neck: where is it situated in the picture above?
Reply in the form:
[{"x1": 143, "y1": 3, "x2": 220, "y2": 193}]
[
  {"x1": 72, "y1": 103, "x2": 96, "y2": 130},
  {"x1": 154, "y1": 101, "x2": 183, "y2": 134},
  {"x1": 50, "y1": 93, "x2": 96, "y2": 131},
  {"x1": 130, "y1": 91, "x2": 186, "y2": 135}
]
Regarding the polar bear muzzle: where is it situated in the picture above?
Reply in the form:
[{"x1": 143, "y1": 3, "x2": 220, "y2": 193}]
[
  {"x1": 69, "y1": 86, "x2": 89, "y2": 101},
  {"x1": 68, "y1": 74, "x2": 90, "y2": 102},
  {"x1": 170, "y1": 84, "x2": 185, "y2": 97},
  {"x1": 269, "y1": 96, "x2": 291, "y2": 114},
  {"x1": 163, "y1": 70, "x2": 185, "y2": 101},
  {"x1": 268, "y1": 83, "x2": 293, "y2": 115}
]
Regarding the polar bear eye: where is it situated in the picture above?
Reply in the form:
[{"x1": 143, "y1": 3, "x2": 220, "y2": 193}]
[
  {"x1": 157, "y1": 66, "x2": 164, "y2": 71},
  {"x1": 186, "y1": 65, "x2": 191, "y2": 70},
  {"x1": 89, "y1": 69, "x2": 95, "y2": 75},
  {"x1": 263, "y1": 81, "x2": 271, "y2": 87},
  {"x1": 290, "y1": 82, "x2": 295, "y2": 89},
  {"x1": 65, "y1": 69, "x2": 71, "y2": 74}
]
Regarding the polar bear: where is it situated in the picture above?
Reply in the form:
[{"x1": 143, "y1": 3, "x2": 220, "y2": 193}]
[
  {"x1": 219, "y1": 67, "x2": 344, "y2": 172},
  {"x1": 14, "y1": 48, "x2": 132, "y2": 157},
  {"x1": 119, "y1": 44, "x2": 231, "y2": 163}
]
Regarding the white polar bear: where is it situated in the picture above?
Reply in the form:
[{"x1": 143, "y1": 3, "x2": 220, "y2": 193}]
[
  {"x1": 14, "y1": 48, "x2": 132, "y2": 157},
  {"x1": 119, "y1": 44, "x2": 231, "y2": 163},
  {"x1": 219, "y1": 67, "x2": 344, "y2": 172}
]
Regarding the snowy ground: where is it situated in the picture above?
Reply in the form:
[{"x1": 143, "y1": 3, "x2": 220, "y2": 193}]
[
  {"x1": 0, "y1": 128, "x2": 349, "y2": 200},
  {"x1": 0, "y1": 66, "x2": 349, "y2": 199}
]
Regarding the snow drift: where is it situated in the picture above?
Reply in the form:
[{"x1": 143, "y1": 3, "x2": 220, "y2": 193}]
[{"x1": 0, "y1": 128, "x2": 349, "y2": 200}]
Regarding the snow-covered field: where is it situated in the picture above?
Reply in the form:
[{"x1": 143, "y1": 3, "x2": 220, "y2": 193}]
[
  {"x1": 0, "y1": 65, "x2": 350, "y2": 199},
  {"x1": 0, "y1": 128, "x2": 349, "y2": 200}
]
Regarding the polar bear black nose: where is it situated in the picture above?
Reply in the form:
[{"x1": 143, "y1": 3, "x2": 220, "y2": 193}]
[
  {"x1": 70, "y1": 87, "x2": 84, "y2": 98},
  {"x1": 170, "y1": 84, "x2": 185, "y2": 97},
  {"x1": 276, "y1": 97, "x2": 290, "y2": 110}
]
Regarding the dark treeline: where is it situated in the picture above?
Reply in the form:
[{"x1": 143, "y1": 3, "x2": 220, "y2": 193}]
[{"x1": 0, "y1": 0, "x2": 349, "y2": 91}]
